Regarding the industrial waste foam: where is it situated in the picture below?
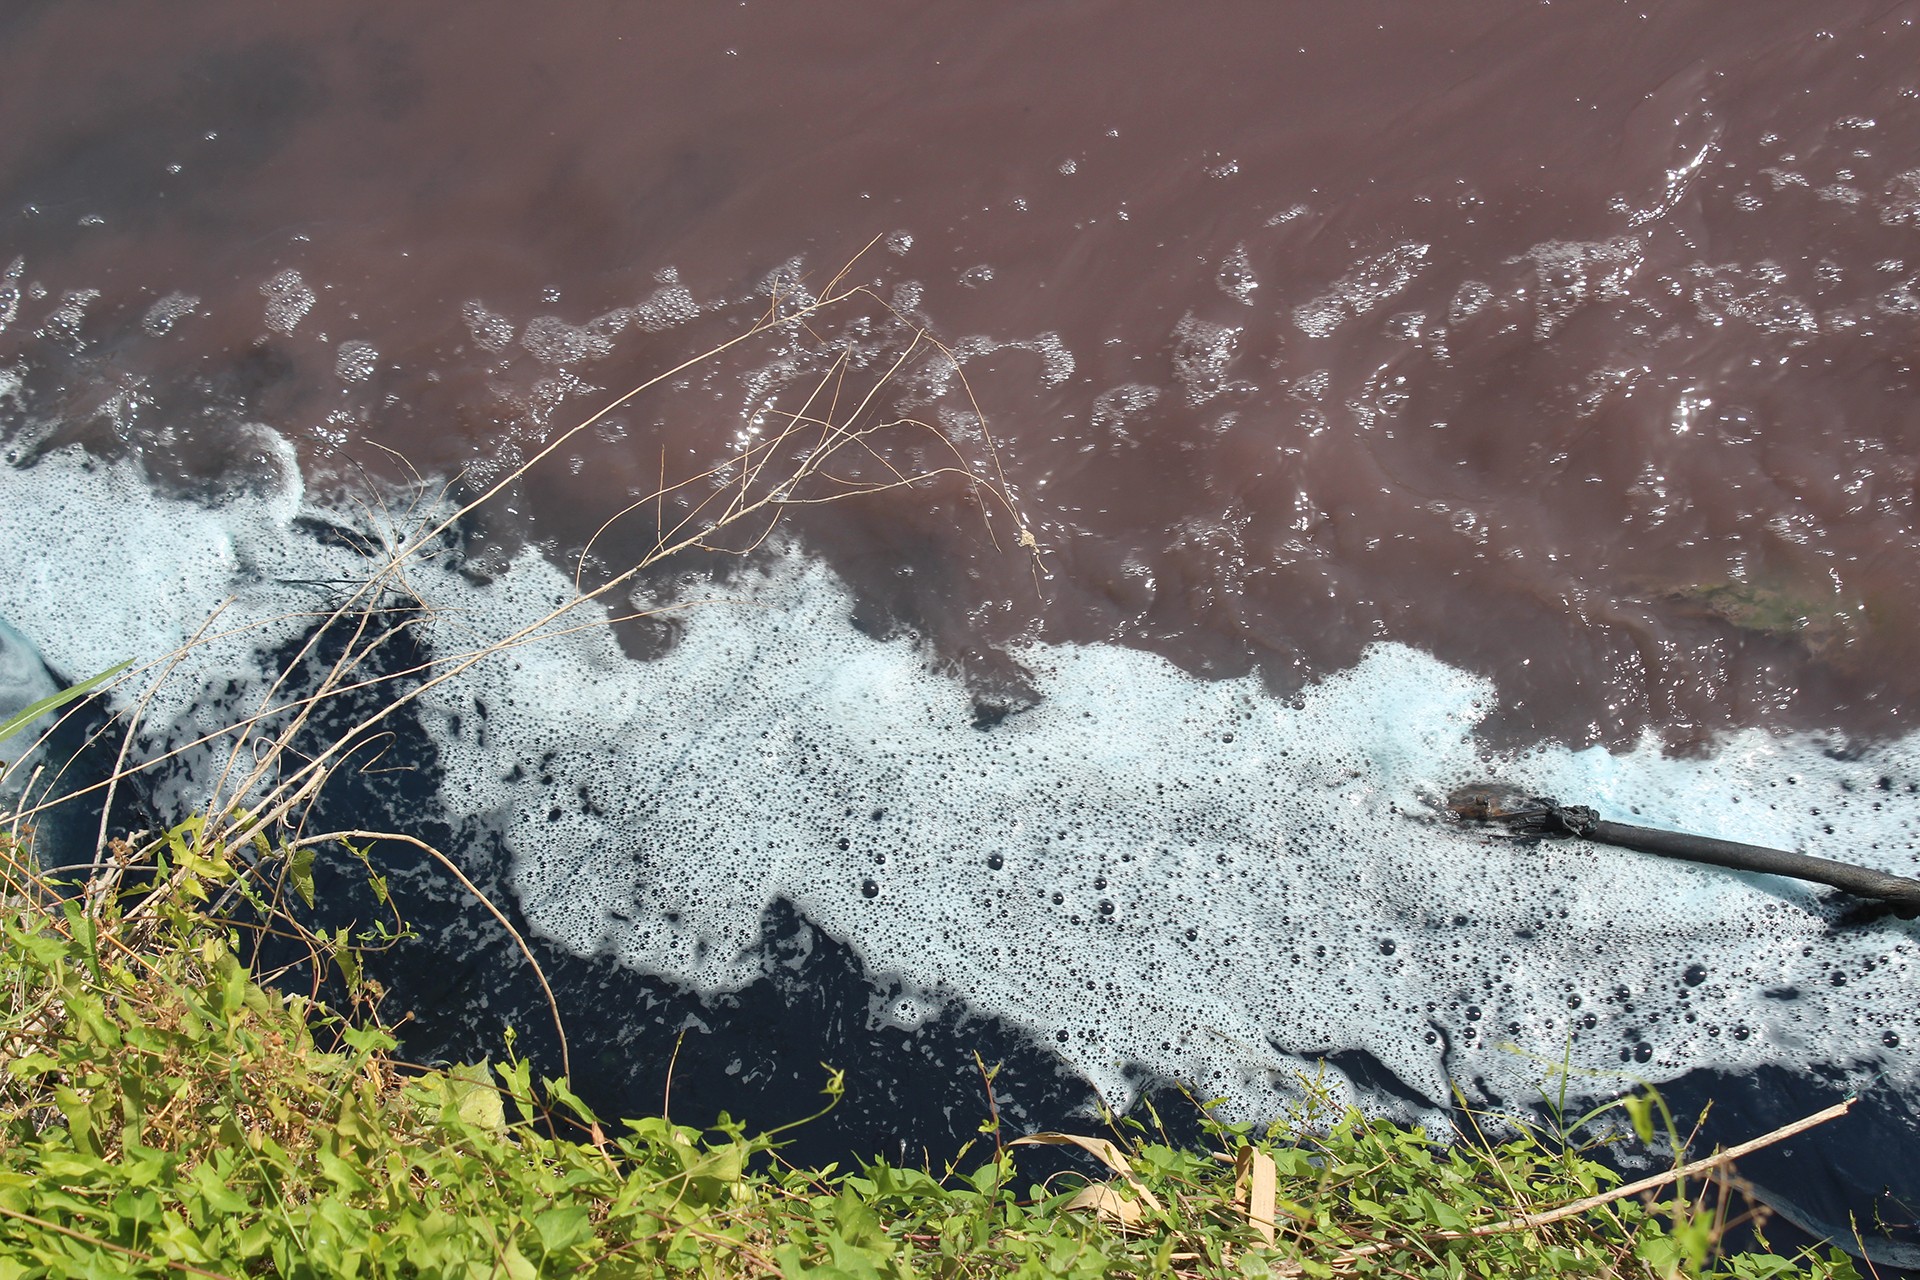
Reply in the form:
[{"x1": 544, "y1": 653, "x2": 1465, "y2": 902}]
[{"x1": 0, "y1": 443, "x2": 1914, "y2": 1123}]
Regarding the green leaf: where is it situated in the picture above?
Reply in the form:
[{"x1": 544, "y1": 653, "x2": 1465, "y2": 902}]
[
  {"x1": 289, "y1": 845, "x2": 316, "y2": 910},
  {"x1": 542, "y1": 1075, "x2": 600, "y2": 1125},
  {"x1": 0, "y1": 660, "x2": 130, "y2": 745},
  {"x1": 332, "y1": 1091, "x2": 381, "y2": 1152},
  {"x1": 341, "y1": 1023, "x2": 398, "y2": 1056},
  {"x1": 34, "y1": 1153, "x2": 106, "y2": 1180},
  {"x1": 500, "y1": 1241, "x2": 539, "y2": 1280},
  {"x1": 6, "y1": 1052, "x2": 59, "y2": 1081},
  {"x1": 829, "y1": 1186, "x2": 886, "y2": 1250},
  {"x1": 1623, "y1": 1091, "x2": 1656, "y2": 1146},
  {"x1": 190, "y1": 1161, "x2": 250, "y2": 1215},
  {"x1": 532, "y1": 1205, "x2": 594, "y2": 1256},
  {"x1": 61, "y1": 900, "x2": 100, "y2": 979},
  {"x1": 496, "y1": 1055, "x2": 537, "y2": 1123},
  {"x1": 444, "y1": 1063, "x2": 507, "y2": 1134},
  {"x1": 332, "y1": 926, "x2": 362, "y2": 993}
]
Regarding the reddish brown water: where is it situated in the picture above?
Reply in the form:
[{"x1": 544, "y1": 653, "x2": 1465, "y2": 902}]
[
  {"x1": 11, "y1": 8, "x2": 1920, "y2": 1256},
  {"x1": 4, "y1": 0, "x2": 1920, "y2": 748}
]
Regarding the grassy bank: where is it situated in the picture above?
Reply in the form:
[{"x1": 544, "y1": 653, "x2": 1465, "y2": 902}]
[
  {"x1": 0, "y1": 291, "x2": 1877, "y2": 1276},
  {"x1": 0, "y1": 824, "x2": 1864, "y2": 1280}
]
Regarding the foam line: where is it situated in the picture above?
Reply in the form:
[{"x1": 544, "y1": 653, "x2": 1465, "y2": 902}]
[{"x1": 1, "y1": 443, "x2": 1914, "y2": 1122}]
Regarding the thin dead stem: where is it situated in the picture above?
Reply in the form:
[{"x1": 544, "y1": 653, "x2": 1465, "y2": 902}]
[{"x1": 1268, "y1": 1097, "x2": 1855, "y2": 1276}]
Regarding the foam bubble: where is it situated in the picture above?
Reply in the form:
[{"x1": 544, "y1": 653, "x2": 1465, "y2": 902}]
[
  {"x1": 0, "y1": 442, "x2": 354, "y2": 747},
  {"x1": 1217, "y1": 243, "x2": 1258, "y2": 305},
  {"x1": 1448, "y1": 280, "x2": 1493, "y2": 326},
  {"x1": 1170, "y1": 314, "x2": 1241, "y2": 405},
  {"x1": 1513, "y1": 237, "x2": 1642, "y2": 340},
  {"x1": 37, "y1": 289, "x2": 100, "y2": 349},
  {"x1": 521, "y1": 315, "x2": 615, "y2": 366},
  {"x1": 0, "y1": 616, "x2": 59, "y2": 790},
  {"x1": 1688, "y1": 262, "x2": 1820, "y2": 335},
  {"x1": 0, "y1": 257, "x2": 22, "y2": 334},
  {"x1": 141, "y1": 292, "x2": 200, "y2": 337},
  {"x1": 1881, "y1": 170, "x2": 1920, "y2": 226},
  {"x1": 461, "y1": 300, "x2": 516, "y2": 351},
  {"x1": 904, "y1": 332, "x2": 1076, "y2": 404},
  {"x1": 1, "y1": 448, "x2": 1915, "y2": 1126},
  {"x1": 413, "y1": 545, "x2": 1920, "y2": 1120},
  {"x1": 632, "y1": 282, "x2": 700, "y2": 332},
  {"x1": 260, "y1": 269, "x2": 315, "y2": 334},
  {"x1": 335, "y1": 340, "x2": 379, "y2": 383},
  {"x1": 1293, "y1": 244, "x2": 1430, "y2": 338},
  {"x1": 1090, "y1": 383, "x2": 1161, "y2": 443}
]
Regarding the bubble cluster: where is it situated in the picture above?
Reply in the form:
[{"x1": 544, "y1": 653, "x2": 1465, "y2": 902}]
[
  {"x1": 1216, "y1": 243, "x2": 1258, "y2": 305},
  {"x1": 259, "y1": 269, "x2": 315, "y2": 334},
  {"x1": 1292, "y1": 243, "x2": 1430, "y2": 338},
  {"x1": 335, "y1": 340, "x2": 379, "y2": 383},
  {"x1": 632, "y1": 278, "x2": 700, "y2": 332},
  {"x1": 1882, "y1": 170, "x2": 1920, "y2": 226},
  {"x1": 520, "y1": 315, "x2": 616, "y2": 366},
  {"x1": 1169, "y1": 314, "x2": 1243, "y2": 405},
  {"x1": 36, "y1": 289, "x2": 100, "y2": 350},
  {"x1": 1, "y1": 445, "x2": 1916, "y2": 1127},
  {"x1": 0, "y1": 257, "x2": 22, "y2": 335},
  {"x1": 1512, "y1": 237, "x2": 1643, "y2": 340},
  {"x1": 414, "y1": 544, "x2": 1920, "y2": 1121},
  {"x1": 461, "y1": 300, "x2": 516, "y2": 352},
  {"x1": 141, "y1": 291, "x2": 200, "y2": 337},
  {"x1": 1090, "y1": 384, "x2": 1161, "y2": 443}
]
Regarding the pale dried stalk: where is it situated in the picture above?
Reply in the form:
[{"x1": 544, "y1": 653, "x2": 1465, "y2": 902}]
[{"x1": 1269, "y1": 1096, "x2": 1855, "y2": 1276}]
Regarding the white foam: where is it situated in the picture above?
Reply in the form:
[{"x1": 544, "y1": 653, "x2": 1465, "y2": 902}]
[
  {"x1": 1882, "y1": 170, "x2": 1920, "y2": 226},
  {"x1": 461, "y1": 300, "x2": 516, "y2": 352},
  {"x1": 632, "y1": 282, "x2": 700, "y2": 332},
  {"x1": 0, "y1": 257, "x2": 22, "y2": 334},
  {"x1": 1169, "y1": 314, "x2": 1241, "y2": 405},
  {"x1": 904, "y1": 332, "x2": 1077, "y2": 404},
  {"x1": 0, "y1": 616, "x2": 60, "y2": 790},
  {"x1": 37, "y1": 290, "x2": 101, "y2": 348},
  {"x1": 413, "y1": 544, "x2": 1920, "y2": 1120},
  {"x1": 1217, "y1": 243, "x2": 1258, "y2": 305},
  {"x1": 2, "y1": 447, "x2": 1915, "y2": 1124},
  {"x1": 521, "y1": 315, "x2": 616, "y2": 366},
  {"x1": 1090, "y1": 383, "x2": 1161, "y2": 443},
  {"x1": 0, "y1": 443, "x2": 373, "y2": 760}
]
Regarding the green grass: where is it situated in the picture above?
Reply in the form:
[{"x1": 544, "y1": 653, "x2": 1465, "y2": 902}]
[{"x1": 0, "y1": 824, "x2": 1865, "y2": 1279}]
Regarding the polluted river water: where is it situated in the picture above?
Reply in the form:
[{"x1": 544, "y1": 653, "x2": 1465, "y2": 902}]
[{"x1": 2, "y1": 1, "x2": 1919, "y2": 1261}]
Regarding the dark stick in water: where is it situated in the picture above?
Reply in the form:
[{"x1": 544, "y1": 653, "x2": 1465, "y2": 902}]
[{"x1": 1446, "y1": 783, "x2": 1920, "y2": 913}]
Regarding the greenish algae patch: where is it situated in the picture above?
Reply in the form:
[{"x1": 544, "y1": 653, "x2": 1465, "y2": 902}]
[{"x1": 1663, "y1": 579, "x2": 1859, "y2": 657}]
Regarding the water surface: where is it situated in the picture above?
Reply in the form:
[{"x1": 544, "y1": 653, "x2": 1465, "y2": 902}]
[{"x1": 4, "y1": 1, "x2": 1920, "y2": 1260}]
